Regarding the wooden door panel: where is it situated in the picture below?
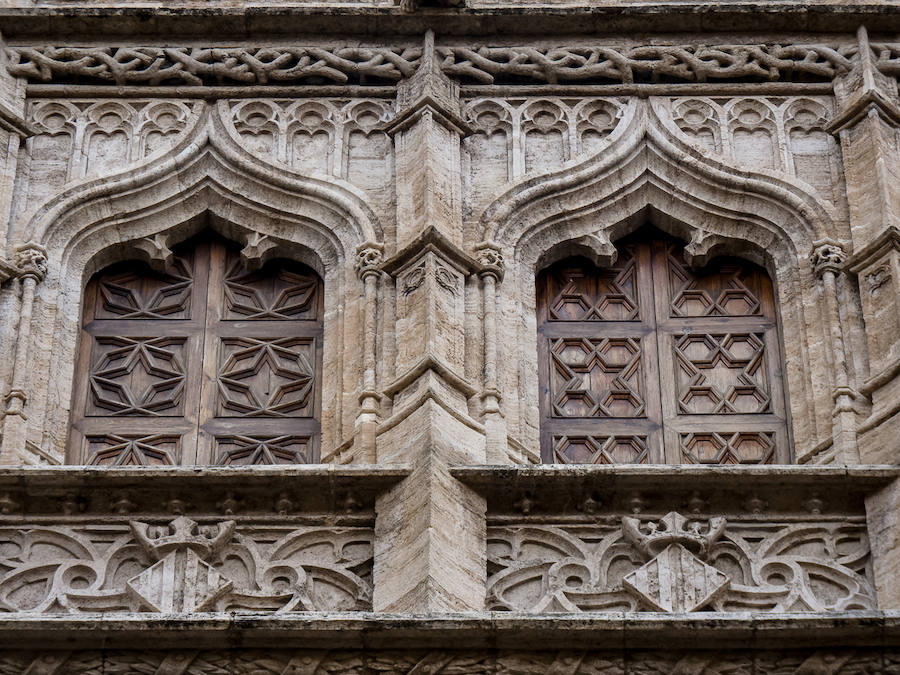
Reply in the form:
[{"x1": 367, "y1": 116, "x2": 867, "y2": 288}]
[
  {"x1": 538, "y1": 230, "x2": 788, "y2": 465},
  {"x1": 70, "y1": 234, "x2": 323, "y2": 466}
]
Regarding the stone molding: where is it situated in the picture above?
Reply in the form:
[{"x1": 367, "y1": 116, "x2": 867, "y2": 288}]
[{"x1": 7, "y1": 41, "x2": 900, "y2": 88}]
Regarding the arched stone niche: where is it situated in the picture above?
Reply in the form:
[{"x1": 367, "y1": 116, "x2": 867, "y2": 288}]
[
  {"x1": 16, "y1": 103, "x2": 383, "y2": 463},
  {"x1": 481, "y1": 99, "x2": 846, "y2": 463}
]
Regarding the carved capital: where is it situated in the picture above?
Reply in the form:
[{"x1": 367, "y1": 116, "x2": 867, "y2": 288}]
[
  {"x1": 475, "y1": 242, "x2": 505, "y2": 281},
  {"x1": 14, "y1": 243, "x2": 47, "y2": 282},
  {"x1": 355, "y1": 243, "x2": 384, "y2": 281},
  {"x1": 811, "y1": 240, "x2": 848, "y2": 278}
]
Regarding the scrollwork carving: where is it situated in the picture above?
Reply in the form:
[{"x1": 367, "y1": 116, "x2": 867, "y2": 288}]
[
  {"x1": 8, "y1": 46, "x2": 421, "y2": 86},
  {"x1": 0, "y1": 517, "x2": 373, "y2": 614},
  {"x1": 487, "y1": 517, "x2": 875, "y2": 614}
]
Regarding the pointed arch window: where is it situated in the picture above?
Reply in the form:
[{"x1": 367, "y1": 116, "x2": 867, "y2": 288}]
[
  {"x1": 536, "y1": 230, "x2": 789, "y2": 465},
  {"x1": 68, "y1": 233, "x2": 323, "y2": 466}
]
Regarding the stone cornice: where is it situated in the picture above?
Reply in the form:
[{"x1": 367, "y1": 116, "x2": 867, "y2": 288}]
[
  {"x1": 0, "y1": 612, "x2": 896, "y2": 651},
  {"x1": 0, "y1": 466, "x2": 410, "y2": 517},
  {"x1": 3, "y1": 4, "x2": 900, "y2": 38},
  {"x1": 848, "y1": 225, "x2": 900, "y2": 272},
  {"x1": 452, "y1": 464, "x2": 899, "y2": 516}
]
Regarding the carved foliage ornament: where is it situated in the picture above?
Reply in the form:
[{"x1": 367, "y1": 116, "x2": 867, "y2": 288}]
[
  {"x1": 1, "y1": 647, "x2": 895, "y2": 673},
  {"x1": 7, "y1": 46, "x2": 422, "y2": 86},
  {"x1": 487, "y1": 513, "x2": 874, "y2": 614},
  {"x1": 811, "y1": 241, "x2": 848, "y2": 277},
  {"x1": 11, "y1": 42, "x2": 900, "y2": 87},
  {"x1": 0, "y1": 517, "x2": 373, "y2": 614}
]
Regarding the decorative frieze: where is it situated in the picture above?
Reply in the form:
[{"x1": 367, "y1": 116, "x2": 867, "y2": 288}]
[
  {"x1": 7, "y1": 46, "x2": 422, "y2": 86},
  {"x1": 0, "y1": 516, "x2": 373, "y2": 613},
  {"x1": 487, "y1": 514, "x2": 875, "y2": 613}
]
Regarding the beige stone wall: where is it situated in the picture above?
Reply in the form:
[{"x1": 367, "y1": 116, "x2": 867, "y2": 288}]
[{"x1": 0, "y1": 3, "x2": 899, "y2": 665}]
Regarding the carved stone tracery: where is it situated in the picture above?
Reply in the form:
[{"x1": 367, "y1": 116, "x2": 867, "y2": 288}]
[{"x1": 0, "y1": 516, "x2": 374, "y2": 614}]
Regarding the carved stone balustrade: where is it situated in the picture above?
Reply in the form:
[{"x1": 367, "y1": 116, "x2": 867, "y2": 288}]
[
  {"x1": 0, "y1": 466, "x2": 408, "y2": 616},
  {"x1": 453, "y1": 465, "x2": 898, "y2": 615}
]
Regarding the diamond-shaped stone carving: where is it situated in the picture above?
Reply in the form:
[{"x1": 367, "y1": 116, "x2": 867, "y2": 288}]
[
  {"x1": 623, "y1": 543, "x2": 730, "y2": 612},
  {"x1": 126, "y1": 548, "x2": 232, "y2": 613}
]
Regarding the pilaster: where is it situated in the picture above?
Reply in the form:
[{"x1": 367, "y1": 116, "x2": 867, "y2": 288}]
[
  {"x1": 372, "y1": 33, "x2": 486, "y2": 612},
  {"x1": 829, "y1": 27, "x2": 900, "y2": 463},
  {"x1": 0, "y1": 30, "x2": 34, "y2": 255}
]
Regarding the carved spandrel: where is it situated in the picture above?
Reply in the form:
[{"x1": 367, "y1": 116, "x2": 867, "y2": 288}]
[
  {"x1": 549, "y1": 337, "x2": 645, "y2": 418},
  {"x1": 87, "y1": 337, "x2": 187, "y2": 417},
  {"x1": 487, "y1": 517, "x2": 875, "y2": 614},
  {"x1": 674, "y1": 332, "x2": 770, "y2": 415},
  {"x1": 0, "y1": 517, "x2": 374, "y2": 614},
  {"x1": 216, "y1": 337, "x2": 316, "y2": 418}
]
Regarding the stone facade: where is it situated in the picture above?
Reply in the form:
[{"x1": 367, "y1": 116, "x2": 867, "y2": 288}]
[{"x1": 1, "y1": 0, "x2": 900, "y2": 670}]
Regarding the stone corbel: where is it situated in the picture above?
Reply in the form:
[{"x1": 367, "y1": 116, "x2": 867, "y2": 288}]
[
  {"x1": 240, "y1": 233, "x2": 279, "y2": 271},
  {"x1": 132, "y1": 234, "x2": 174, "y2": 273},
  {"x1": 684, "y1": 229, "x2": 730, "y2": 269}
]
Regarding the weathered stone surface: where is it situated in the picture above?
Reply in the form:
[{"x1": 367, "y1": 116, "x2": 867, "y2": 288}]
[{"x1": 0, "y1": 0, "x2": 899, "y2": 663}]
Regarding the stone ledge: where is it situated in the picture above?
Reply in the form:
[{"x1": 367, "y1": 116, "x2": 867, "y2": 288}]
[
  {"x1": 452, "y1": 464, "x2": 900, "y2": 516},
  {"x1": 0, "y1": 465, "x2": 410, "y2": 516},
  {"x1": 2, "y1": 4, "x2": 900, "y2": 38},
  {"x1": 0, "y1": 612, "x2": 894, "y2": 650}
]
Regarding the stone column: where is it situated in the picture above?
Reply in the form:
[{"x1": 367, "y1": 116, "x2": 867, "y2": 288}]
[
  {"x1": 355, "y1": 243, "x2": 383, "y2": 463},
  {"x1": 475, "y1": 242, "x2": 506, "y2": 464},
  {"x1": 0, "y1": 244, "x2": 47, "y2": 465},
  {"x1": 811, "y1": 241, "x2": 861, "y2": 464},
  {"x1": 828, "y1": 26, "x2": 900, "y2": 463},
  {"x1": 372, "y1": 32, "x2": 486, "y2": 612}
]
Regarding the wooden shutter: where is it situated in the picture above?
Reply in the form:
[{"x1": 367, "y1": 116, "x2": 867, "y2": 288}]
[
  {"x1": 537, "y1": 231, "x2": 788, "y2": 464},
  {"x1": 69, "y1": 234, "x2": 323, "y2": 466}
]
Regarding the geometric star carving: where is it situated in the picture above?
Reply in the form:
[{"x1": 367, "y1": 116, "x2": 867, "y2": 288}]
[
  {"x1": 215, "y1": 435, "x2": 311, "y2": 465},
  {"x1": 88, "y1": 337, "x2": 186, "y2": 416},
  {"x1": 224, "y1": 260, "x2": 318, "y2": 320},
  {"x1": 217, "y1": 338, "x2": 315, "y2": 417}
]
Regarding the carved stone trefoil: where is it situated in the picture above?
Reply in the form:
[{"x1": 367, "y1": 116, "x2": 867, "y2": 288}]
[{"x1": 621, "y1": 511, "x2": 730, "y2": 612}]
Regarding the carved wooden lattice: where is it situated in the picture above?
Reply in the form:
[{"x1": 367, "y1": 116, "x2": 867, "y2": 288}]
[
  {"x1": 69, "y1": 234, "x2": 323, "y2": 465},
  {"x1": 537, "y1": 232, "x2": 788, "y2": 464}
]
